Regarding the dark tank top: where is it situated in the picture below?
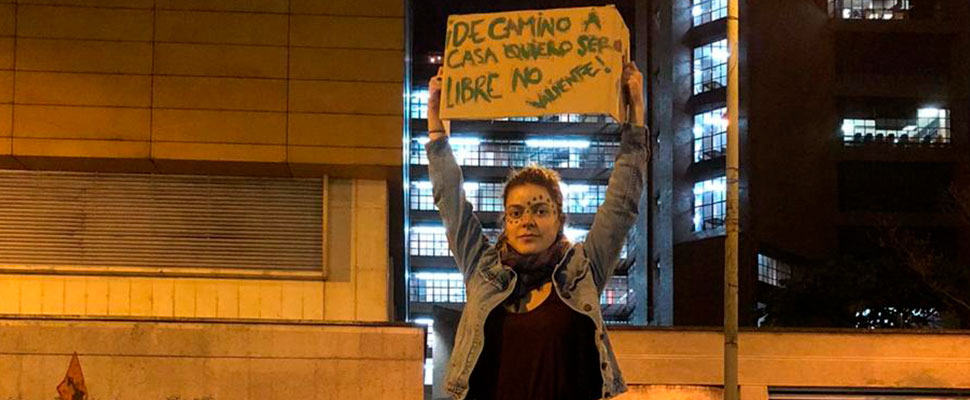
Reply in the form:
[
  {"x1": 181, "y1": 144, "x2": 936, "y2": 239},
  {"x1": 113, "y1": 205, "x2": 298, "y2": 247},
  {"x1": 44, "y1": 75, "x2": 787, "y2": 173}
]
[{"x1": 466, "y1": 290, "x2": 603, "y2": 400}]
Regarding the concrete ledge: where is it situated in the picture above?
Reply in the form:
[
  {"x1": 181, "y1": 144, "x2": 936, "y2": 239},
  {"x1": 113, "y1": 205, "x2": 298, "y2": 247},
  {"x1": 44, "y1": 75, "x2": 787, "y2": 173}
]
[
  {"x1": 0, "y1": 317, "x2": 425, "y2": 399},
  {"x1": 611, "y1": 329, "x2": 970, "y2": 389}
]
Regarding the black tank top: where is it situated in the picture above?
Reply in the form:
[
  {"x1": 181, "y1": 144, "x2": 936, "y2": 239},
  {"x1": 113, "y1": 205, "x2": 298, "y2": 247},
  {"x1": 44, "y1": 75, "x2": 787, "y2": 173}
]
[{"x1": 466, "y1": 290, "x2": 603, "y2": 400}]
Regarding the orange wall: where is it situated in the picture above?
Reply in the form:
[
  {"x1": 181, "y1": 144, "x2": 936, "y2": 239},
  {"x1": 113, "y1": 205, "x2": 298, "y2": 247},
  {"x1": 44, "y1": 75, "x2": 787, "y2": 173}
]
[{"x1": 0, "y1": 0, "x2": 404, "y2": 177}]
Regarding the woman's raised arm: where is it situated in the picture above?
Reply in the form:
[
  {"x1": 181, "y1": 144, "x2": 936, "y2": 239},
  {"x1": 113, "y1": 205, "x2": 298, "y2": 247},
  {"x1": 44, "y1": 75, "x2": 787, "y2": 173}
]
[
  {"x1": 584, "y1": 63, "x2": 650, "y2": 293},
  {"x1": 424, "y1": 71, "x2": 499, "y2": 283}
]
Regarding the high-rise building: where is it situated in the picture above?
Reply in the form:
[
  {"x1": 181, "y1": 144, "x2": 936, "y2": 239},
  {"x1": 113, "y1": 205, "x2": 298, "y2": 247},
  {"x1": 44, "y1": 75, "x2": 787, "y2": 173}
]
[{"x1": 647, "y1": 0, "x2": 970, "y2": 327}]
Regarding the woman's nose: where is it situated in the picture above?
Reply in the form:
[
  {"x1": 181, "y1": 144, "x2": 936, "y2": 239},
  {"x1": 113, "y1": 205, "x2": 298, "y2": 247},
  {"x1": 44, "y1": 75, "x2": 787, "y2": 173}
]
[{"x1": 521, "y1": 213, "x2": 538, "y2": 226}]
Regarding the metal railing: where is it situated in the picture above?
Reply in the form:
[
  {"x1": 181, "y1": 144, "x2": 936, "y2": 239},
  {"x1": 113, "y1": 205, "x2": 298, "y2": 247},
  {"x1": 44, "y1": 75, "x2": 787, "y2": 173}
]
[
  {"x1": 827, "y1": 0, "x2": 940, "y2": 20},
  {"x1": 411, "y1": 139, "x2": 619, "y2": 169},
  {"x1": 841, "y1": 109, "x2": 951, "y2": 147},
  {"x1": 410, "y1": 182, "x2": 608, "y2": 214}
]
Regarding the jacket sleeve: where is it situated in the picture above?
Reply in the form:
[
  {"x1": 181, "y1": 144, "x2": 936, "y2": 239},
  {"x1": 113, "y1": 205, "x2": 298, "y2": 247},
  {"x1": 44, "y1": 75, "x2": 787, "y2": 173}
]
[
  {"x1": 426, "y1": 137, "x2": 500, "y2": 283},
  {"x1": 584, "y1": 123, "x2": 649, "y2": 293}
]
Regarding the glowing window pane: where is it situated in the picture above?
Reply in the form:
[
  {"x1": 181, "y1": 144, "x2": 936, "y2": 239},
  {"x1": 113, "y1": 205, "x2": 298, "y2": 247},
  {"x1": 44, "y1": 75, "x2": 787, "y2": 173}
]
[
  {"x1": 692, "y1": 40, "x2": 728, "y2": 95},
  {"x1": 693, "y1": 107, "x2": 728, "y2": 162},
  {"x1": 693, "y1": 176, "x2": 727, "y2": 232}
]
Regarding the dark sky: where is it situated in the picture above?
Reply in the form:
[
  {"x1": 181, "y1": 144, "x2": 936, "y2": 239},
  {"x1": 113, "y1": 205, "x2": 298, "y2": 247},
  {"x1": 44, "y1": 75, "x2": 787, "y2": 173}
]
[{"x1": 410, "y1": 0, "x2": 638, "y2": 81}]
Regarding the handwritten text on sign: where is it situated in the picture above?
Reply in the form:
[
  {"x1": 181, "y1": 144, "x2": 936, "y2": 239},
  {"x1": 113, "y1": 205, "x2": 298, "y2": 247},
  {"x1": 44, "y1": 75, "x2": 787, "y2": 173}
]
[{"x1": 440, "y1": 6, "x2": 630, "y2": 121}]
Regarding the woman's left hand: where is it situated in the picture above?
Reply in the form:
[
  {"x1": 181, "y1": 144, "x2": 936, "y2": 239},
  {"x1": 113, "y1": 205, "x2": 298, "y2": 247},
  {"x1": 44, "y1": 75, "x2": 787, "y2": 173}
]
[{"x1": 622, "y1": 62, "x2": 645, "y2": 127}]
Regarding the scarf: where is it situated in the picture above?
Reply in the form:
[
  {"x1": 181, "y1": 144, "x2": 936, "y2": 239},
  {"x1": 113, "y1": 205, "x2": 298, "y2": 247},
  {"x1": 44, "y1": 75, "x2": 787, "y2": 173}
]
[{"x1": 497, "y1": 233, "x2": 572, "y2": 301}]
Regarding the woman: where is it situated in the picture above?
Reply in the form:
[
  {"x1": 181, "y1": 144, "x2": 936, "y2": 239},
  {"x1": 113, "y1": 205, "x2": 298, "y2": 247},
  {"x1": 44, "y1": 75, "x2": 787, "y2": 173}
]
[{"x1": 425, "y1": 62, "x2": 648, "y2": 400}]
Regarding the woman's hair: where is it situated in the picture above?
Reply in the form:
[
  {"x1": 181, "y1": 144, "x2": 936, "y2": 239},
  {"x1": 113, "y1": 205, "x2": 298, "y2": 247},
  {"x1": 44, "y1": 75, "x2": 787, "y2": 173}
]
[{"x1": 501, "y1": 164, "x2": 567, "y2": 229}]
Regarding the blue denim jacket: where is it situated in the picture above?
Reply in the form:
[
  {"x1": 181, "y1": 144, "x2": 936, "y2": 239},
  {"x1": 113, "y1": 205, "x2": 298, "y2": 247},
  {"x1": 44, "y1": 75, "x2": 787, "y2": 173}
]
[{"x1": 426, "y1": 124, "x2": 648, "y2": 400}]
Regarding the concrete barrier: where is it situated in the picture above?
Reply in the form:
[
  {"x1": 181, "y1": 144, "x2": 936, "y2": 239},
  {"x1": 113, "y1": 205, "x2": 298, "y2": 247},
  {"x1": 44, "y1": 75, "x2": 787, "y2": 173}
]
[{"x1": 0, "y1": 316, "x2": 425, "y2": 400}]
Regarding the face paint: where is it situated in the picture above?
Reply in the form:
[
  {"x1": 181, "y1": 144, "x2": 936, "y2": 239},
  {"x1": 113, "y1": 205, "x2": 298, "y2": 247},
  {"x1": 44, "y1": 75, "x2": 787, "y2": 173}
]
[{"x1": 503, "y1": 184, "x2": 561, "y2": 255}]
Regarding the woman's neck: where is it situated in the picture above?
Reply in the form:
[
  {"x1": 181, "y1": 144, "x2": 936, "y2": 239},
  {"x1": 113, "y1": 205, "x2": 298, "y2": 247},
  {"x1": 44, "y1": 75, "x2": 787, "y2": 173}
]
[{"x1": 503, "y1": 282, "x2": 553, "y2": 313}]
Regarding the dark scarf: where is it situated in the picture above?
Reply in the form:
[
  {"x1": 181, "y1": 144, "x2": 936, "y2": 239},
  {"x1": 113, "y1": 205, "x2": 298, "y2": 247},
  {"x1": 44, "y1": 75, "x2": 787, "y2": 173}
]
[{"x1": 497, "y1": 233, "x2": 572, "y2": 301}]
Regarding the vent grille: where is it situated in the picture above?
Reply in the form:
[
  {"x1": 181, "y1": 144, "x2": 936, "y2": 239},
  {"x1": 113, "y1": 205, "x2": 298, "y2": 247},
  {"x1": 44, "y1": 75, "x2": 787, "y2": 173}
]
[{"x1": 0, "y1": 170, "x2": 323, "y2": 273}]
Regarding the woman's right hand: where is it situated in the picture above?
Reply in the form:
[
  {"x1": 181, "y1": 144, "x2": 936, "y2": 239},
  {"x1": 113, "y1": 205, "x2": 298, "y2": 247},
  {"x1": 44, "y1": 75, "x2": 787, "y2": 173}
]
[{"x1": 427, "y1": 67, "x2": 448, "y2": 142}]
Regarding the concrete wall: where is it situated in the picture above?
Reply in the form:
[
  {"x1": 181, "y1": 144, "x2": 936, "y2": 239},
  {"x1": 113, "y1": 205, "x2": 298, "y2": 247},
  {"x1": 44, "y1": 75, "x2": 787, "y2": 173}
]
[
  {"x1": 0, "y1": 317, "x2": 424, "y2": 399},
  {"x1": 622, "y1": 386, "x2": 725, "y2": 400},
  {"x1": 0, "y1": 178, "x2": 390, "y2": 322},
  {"x1": 4, "y1": 323, "x2": 967, "y2": 400},
  {"x1": 611, "y1": 328, "x2": 970, "y2": 399},
  {"x1": 0, "y1": 0, "x2": 404, "y2": 177}
]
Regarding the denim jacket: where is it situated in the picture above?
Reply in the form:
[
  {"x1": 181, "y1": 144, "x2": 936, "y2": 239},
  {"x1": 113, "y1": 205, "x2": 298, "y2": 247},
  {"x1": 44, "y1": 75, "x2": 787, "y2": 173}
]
[{"x1": 426, "y1": 124, "x2": 648, "y2": 400}]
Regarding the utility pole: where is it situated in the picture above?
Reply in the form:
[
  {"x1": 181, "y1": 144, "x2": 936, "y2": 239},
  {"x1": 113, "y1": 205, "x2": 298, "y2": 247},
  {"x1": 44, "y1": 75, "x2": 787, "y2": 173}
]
[{"x1": 724, "y1": 0, "x2": 740, "y2": 399}]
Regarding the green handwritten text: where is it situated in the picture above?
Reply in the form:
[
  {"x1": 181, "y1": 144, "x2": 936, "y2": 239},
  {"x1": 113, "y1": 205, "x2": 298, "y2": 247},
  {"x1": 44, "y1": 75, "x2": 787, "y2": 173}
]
[{"x1": 526, "y1": 62, "x2": 601, "y2": 109}]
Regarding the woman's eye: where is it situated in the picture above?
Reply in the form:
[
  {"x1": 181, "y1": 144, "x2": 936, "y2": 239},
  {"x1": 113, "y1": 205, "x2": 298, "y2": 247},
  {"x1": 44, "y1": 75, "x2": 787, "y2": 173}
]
[
  {"x1": 508, "y1": 210, "x2": 522, "y2": 219},
  {"x1": 535, "y1": 208, "x2": 548, "y2": 216}
]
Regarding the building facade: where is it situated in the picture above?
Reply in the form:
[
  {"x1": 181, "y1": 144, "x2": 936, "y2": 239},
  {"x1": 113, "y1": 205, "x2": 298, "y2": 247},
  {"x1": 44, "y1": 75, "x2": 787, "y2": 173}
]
[
  {"x1": 647, "y1": 0, "x2": 970, "y2": 327},
  {"x1": 0, "y1": 1, "x2": 425, "y2": 398}
]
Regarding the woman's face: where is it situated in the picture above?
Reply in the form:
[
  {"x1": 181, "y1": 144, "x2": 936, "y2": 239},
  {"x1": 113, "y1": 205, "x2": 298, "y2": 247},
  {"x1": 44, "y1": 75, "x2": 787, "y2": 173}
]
[{"x1": 504, "y1": 183, "x2": 562, "y2": 255}]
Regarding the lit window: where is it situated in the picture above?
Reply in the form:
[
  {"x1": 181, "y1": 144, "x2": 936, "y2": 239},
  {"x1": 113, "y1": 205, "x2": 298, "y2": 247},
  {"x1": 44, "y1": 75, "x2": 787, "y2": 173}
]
[
  {"x1": 483, "y1": 228, "x2": 502, "y2": 244},
  {"x1": 693, "y1": 177, "x2": 726, "y2": 232},
  {"x1": 561, "y1": 183, "x2": 609, "y2": 214},
  {"x1": 524, "y1": 139, "x2": 591, "y2": 148},
  {"x1": 494, "y1": 114, "x2": 610, "y2": 123},
  {"x1": 692, "y1": 0, "x2": 727, "y2": 26},
  {"x1": 410, "y1": 138, "x2": 619, "y2": 169},
  {"x1": 563, "y1": 227, "x2": 629, "y2": 259},
  {"x1": 853, "y1": 307, "x2": 941, "y2": 329},
  {"x1": 841, "y1": 107, "x2": 950, "y2": 146},
  {"x1": 424, "y1": 358, "x2": 433, "y2": 385},
  {"x1": 411, "y1": 181, "x2": 609, "y2": 215},
  {"x1": 693, "y1": 39, "x2": 728, "y2": 95},
  {"x1": 411, "y1": 137, "x2": 430, "y2": 165},
  {"x1": 411, "y1": 318, "x2": 435, "y2": 386},
  {"x1": 498, "y1": 116, "x2": 541, "y2": 122},
  {"x1": 409, "y1": 226, "x2": 451, "y2": 257},
  {"x1": 829, "y1": 0, "x2": 912, "y2": 20},
  {"x1": 601, "y1": 276, "x2": 629, "y2": 305},
  {"x1": 412, "y1": 317, "x2": 435, "y2": 348},
  {"x1": 410, "y1": 89, "x2": 429, "y2": 119},
  {"x1": 564, "y1": 227, "x2": 589, "y2": 243},
  {"x1": 478, "y1": 183, "x2": 504, "y2": 212},
  {"x1": 409, "y1": 272, "x2": 466, "y2": 303},
  {"x1": 757, "y1": 254, "x2": 792, "y2": 287},
  {"x1": 410, "y1": 181, "x2": 435, "y2": 211},
  {"x1": 693, "y1": 107, "x2": 728, "y2": 162},
  {"x1": 409, "y1": 181, "x2": 487, "y2": 212}
]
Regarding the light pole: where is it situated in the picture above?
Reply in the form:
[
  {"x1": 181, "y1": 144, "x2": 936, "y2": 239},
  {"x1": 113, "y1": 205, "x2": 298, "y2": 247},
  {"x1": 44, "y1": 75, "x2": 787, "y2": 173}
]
[{"x1": 724, "y1": 0, "x2": 740, "y2": 399}]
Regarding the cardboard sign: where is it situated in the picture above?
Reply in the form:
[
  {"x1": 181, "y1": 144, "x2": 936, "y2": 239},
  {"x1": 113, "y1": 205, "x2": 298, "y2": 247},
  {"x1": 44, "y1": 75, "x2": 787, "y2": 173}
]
[{"x1": 439, "y1": 6, "x2": 630, "y2": 122}]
